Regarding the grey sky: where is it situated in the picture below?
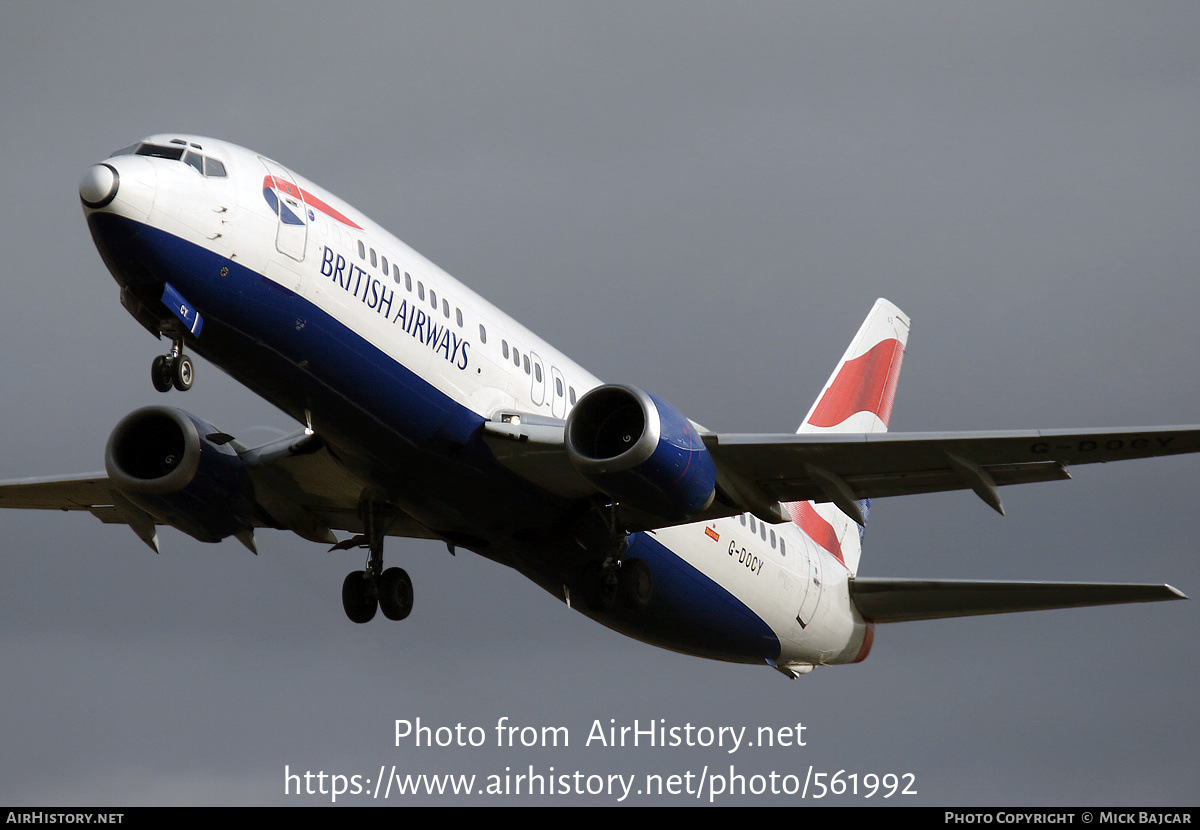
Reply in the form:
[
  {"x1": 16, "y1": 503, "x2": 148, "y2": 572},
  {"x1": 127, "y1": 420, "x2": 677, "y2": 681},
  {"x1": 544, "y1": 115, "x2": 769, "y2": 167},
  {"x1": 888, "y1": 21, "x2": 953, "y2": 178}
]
[{"x1": 0, "y1": 1, "x2": 1197, "y2": 805}]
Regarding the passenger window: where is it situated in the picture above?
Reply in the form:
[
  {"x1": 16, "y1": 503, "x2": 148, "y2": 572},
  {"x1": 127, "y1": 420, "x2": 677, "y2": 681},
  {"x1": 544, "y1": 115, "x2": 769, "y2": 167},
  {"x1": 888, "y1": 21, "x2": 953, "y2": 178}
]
[
  {"x1": 405, "y1": 272, "x2": 412, "y2": 291},
  {"x1": 555, "y1": 378, "x2": 563, "y2": 397},
  {"x1": 381, "y1": 255, "x2": 388, "y2": 273},
  {"x1": 392, "y1": 264, "x2": 401, "y2": 284},
  {"x1": 456, "y1": 308, "x2": 463, "y2": 327},
  {"x1": 443, "y1": 299, "x2": 450, "y2": 318},
  {"x1": 779, "y1": 539, "x2": 786, "y2": 557},
  {"x1": 522, "y1": 355, "x2": 530, "y2": 375},
  {"x1": 418, "y1": 282, "x2": 425, "y2": 300},
  {"x1": 370, "y1": 248, "x2": 377, "y2": 267},
  {"x1": 358, "y1": 240, "x2": 366, "y2": 259},
  {"x1": 479, "y1": 324, "x2": 487, "y2": 343},
  {"x1": 502, "y1": 341, "x2": 509, "y2": 359},
  {"x1": 569, "y1": 387, "x2": 576, "y2": 405},
  {"x1": 430, "y1": 289, "x2": 438, "y2": 309},
  {"x1": 534, "y1": 364, "x2": 542, "y2": 382}
]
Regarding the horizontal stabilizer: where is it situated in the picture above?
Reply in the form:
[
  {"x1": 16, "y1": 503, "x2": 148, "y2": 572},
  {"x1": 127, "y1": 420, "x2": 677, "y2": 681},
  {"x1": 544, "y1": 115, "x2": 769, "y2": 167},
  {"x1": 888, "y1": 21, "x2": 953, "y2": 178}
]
[{"x1": 850, "y1": 578, "x2": 1186, "y2": 623}]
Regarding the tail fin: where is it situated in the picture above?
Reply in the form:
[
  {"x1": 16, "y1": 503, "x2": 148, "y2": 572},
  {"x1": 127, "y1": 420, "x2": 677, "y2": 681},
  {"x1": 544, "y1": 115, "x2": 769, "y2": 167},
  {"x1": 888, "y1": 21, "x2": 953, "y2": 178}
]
[{"x1": 785, "y1": 299, "x2": 910, "y2": 574}]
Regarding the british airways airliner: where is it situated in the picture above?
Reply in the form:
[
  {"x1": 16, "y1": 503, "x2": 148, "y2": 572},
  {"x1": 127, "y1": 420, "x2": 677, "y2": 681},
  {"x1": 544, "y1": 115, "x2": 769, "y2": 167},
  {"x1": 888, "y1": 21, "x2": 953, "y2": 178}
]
[{"x1": 0, "y1": 134, "x2": 1192, "y2": 678}]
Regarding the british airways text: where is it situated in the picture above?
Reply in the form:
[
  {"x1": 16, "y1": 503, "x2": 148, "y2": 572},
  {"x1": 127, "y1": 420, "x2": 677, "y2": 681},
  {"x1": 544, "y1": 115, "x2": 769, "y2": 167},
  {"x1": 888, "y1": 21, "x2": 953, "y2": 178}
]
[{"x1": 320, "y1": 246, "x2": 470, "y2": 370}]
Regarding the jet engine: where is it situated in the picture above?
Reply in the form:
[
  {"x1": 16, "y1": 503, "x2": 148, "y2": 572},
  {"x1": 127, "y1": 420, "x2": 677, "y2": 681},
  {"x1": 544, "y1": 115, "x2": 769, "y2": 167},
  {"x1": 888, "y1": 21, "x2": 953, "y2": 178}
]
[
  {"x1": 105, "y1": 406, "x2": 256, "y2": 542},
  {"x1": 564, "y1": 384, "x2": 716, "y2": 519}
]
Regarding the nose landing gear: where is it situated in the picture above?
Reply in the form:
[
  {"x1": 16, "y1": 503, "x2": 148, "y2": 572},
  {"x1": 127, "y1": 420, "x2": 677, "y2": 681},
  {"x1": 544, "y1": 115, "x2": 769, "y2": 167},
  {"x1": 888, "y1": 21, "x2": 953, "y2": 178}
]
[{"x1": 151, "y1": 334, "x2": 194, "y2": 393}]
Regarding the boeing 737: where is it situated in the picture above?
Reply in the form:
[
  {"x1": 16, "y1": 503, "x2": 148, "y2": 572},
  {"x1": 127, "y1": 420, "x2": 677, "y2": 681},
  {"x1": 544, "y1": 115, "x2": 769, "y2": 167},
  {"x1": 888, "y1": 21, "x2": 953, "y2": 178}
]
[{"x1": 0, "y1": 134, "x2": 1192, "y2": 678}]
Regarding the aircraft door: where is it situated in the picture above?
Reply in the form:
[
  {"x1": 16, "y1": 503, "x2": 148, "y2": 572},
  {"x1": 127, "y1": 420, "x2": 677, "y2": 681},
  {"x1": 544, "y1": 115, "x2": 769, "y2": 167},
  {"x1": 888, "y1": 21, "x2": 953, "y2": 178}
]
[
  {"x1": 529, "y1": 351, "x2": 546, "y2": 407},
  {"x1": 550, "y1": 365, "x2": 566, "y2": 418},
  {"x1": 259, "y1": 157, "x2": 308, "y2": 262},
  {"x1": 795, "y1": 542, "x2": 823, "y2": 629}
]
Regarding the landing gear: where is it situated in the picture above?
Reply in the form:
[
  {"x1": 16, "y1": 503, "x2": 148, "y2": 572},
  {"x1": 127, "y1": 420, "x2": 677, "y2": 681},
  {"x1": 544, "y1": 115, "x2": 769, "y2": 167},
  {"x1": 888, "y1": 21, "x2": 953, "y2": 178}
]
[
  {"x1": 618, "y1": 558, "x2": 653, "y2": 611},
  {"x1": 342, "y1": 570, "x2": 377, "y2": 624},
  {"x1": 379, "y1": 567, "x2": 414, "y2": 620},
  {"x1": 582, "y1": 557, "x2": 653, "y2": 612},
  {"x1": 151, "y1": 329, "x2": 194, "y2": 393},
  {"x1": 339, "y1": 500, "x2": 414, "y2": 624}
]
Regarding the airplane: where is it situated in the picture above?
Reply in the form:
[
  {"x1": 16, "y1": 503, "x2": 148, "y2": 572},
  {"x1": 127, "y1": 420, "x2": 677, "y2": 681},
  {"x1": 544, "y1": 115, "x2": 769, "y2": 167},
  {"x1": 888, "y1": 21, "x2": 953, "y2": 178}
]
[{"x1": 0, "y1": 133, "x2": 1192, "y2": 678}]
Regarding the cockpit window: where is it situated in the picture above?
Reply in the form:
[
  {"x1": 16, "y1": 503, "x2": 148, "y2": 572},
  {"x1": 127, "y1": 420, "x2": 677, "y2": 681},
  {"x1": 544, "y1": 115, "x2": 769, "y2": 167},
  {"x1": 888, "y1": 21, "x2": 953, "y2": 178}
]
[
  {"x1": 109, "y1": 142, "x2": 227, "y2": 177},
  {"x1": 183, "y1": 150, "x2": 205, "y2": 174},
  {"x1": 135, "y1": 143, "x2": 185, "y2": 161}
]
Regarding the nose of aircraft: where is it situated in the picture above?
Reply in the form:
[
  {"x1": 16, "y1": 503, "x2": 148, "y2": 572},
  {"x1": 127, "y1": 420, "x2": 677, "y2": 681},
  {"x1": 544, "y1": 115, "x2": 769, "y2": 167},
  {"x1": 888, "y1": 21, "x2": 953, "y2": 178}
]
[{"x1": 79, "y1": 163, "x2": 119, "y2": 208}]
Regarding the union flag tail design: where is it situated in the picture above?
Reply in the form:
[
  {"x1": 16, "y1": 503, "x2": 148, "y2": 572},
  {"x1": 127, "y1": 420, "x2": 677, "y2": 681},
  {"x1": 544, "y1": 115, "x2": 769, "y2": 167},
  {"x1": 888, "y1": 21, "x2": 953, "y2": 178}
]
[{"x1": 787, "y1": 299, "x2": 910, "y2": 574}]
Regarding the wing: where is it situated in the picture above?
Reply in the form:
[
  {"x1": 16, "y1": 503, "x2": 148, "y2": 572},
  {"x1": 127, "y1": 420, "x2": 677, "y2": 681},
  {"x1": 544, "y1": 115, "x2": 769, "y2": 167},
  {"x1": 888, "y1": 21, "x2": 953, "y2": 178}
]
[
  {"x1": 704, "y1": 425, "x2": 1200, "y2": 522},
  {"x1": 0, "y1": 432, "x2": 435, "y2": 553},
  {"x1": 484, "y1": 413, "x2": 1200, "y2": 527}
]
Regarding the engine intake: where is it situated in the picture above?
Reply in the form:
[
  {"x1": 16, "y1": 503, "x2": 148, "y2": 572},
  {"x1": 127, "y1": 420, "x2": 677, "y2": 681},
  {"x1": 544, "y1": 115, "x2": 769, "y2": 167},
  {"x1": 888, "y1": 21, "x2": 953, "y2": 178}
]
[
  {"x1": 565, "y1": 385, "x2": 716, "y2": 519},
  {"x1": 105, "y1": 406, "x2": 256, "y2": 542}
]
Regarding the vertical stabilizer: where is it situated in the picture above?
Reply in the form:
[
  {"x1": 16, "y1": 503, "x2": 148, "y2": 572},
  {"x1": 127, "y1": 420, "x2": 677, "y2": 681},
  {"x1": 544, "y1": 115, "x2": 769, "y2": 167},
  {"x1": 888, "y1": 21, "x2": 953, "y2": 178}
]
[{"x1": 786, "y1": 299, "x2": 910, "y2": 574}]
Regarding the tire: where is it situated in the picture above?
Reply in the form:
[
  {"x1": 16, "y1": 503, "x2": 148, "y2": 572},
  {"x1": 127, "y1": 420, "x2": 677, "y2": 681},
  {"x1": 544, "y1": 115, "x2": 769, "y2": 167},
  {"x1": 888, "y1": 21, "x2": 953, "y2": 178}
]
[
  {"x1": 151, "y1": 355, "x2": 172, "y2": 393},
  {"x1": 619, "y1": 558, "x2": 653, "y2": 611},
  {"x1": 581, "y1": 561, "x2": 617, "y2": 612},
  {"x1": 172, "y1": 354, "x2": 194, "y2": 391},
  {"x1": 378, "y1": 567, "x2": 413, "y2": 621},
  {"x1": 341, "y1": 570, "x2": 376, "y2": 623}
]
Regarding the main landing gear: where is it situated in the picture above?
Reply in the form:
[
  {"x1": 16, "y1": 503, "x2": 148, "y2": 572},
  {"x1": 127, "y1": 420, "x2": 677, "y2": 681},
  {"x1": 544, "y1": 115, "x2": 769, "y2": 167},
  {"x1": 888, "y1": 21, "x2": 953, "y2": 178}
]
[
  {"x1": 339, "y1": 500, "x2": 414, "y2": 624},
  {"x1": 582, "y1": 557, "x2": 653, "y2": 612},
  {"x1": 151, "y1": 329, "x2": 194, "y2": 393}
]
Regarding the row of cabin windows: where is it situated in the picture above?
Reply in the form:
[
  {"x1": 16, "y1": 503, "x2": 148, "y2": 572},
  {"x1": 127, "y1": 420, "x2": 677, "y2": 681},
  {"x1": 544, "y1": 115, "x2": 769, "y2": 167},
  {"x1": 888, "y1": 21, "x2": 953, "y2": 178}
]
[
  {"x1": 738, "y1": 513, "x2": 787, "y2": 557},
  {"x1": 356, "y1": 239, "x2": 463, "y2": 327},
  {"x1": 499, "y1": 340, "x2": 579, "y2": 405},
  {"x1": 352, "y1": 236, "x2": 578, "y2": 406}
]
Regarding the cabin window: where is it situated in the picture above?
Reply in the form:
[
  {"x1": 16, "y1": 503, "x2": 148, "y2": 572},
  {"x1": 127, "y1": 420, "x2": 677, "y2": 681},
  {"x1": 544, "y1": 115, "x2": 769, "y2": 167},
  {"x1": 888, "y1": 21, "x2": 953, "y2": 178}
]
[
  {"x1": 443, "y1": 299, "x2": 450, "y2": 318},
  {"x1": 479, "y1": 324, "x2": 487, "y2": 343},
  {"x1": 555, "y1": 378, "x2": 563, "y2": 397},
  {"x1": 418, "y1": 282, "x2": 425, "y2": 300},
  {"x1": 405, "y1": 272, "x2": 412, "y2": 291},
  {"x1": 381, "y1": 255, "x2": 389, "y2": 273},
  {"x1": 522, "y1": 355, "x2": 530, "y2": 375},
  {"x1": 370, "y1": 248, "x2": 377, "y2": 268},
  {"x1": 569, "y1": 387, "x2": 576, "y2": 405},
  {"x1": 430, "y1": 289, "x2": 438, "y2": 309},
  {"x1": 456, "y1": 308, "x2": 463, "y2": 327},
  {"x1": 357, "y1": 240, "x2": 366, "y2": 259},
  {"x1": 779, "y1": 538, "x2": 786, "y2": 557},
  {"x1": 502, "y1": 341, "x2": 509, "y2": 359},
  {"x1": 392, "y1": 264, "x2": 401, "y2": 284},
  {"x1": 534, "y1": 364, "x2": 542, "y2": 382}
]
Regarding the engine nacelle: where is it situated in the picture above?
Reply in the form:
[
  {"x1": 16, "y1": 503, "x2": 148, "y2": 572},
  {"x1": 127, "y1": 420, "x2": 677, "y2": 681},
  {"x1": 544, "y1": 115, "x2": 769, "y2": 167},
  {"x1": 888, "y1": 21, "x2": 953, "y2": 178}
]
[
  {"x1": 105, "y1": 406, "x2": 256, "y2": 543},
  {"x1": 565, "y1": 384, "x2": 716, "y2": 519}
]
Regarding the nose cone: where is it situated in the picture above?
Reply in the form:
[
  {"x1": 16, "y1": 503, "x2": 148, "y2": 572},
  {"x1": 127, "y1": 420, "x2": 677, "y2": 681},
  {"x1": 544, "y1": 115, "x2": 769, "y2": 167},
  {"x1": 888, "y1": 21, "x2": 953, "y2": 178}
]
[{"x1": 79, "y1": 163, "x2": 120, "y2": 208}]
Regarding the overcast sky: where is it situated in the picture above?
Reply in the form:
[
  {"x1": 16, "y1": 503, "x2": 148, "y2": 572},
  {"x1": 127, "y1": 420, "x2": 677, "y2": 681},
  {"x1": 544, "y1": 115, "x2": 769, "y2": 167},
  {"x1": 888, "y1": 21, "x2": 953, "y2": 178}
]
[{"x1": 1, "y1": 1, "x2": 1197, "y2": 806}]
